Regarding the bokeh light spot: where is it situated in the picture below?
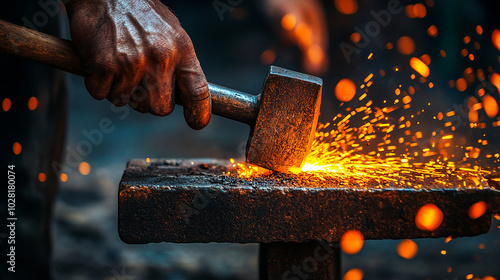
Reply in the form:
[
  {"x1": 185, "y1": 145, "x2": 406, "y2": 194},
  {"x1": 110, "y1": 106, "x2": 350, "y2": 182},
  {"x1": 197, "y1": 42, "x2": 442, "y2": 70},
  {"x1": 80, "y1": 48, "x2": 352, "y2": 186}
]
[
  {"x1": 79, "y1": 161, "x2": 91, "y2": 175},
  {"x1": 410, "y1": 57, "x2": 429, "y2": 77},
  {"x1": 427, "y1": 25, "x2": 438, "y2": 37},
  {"x1": 28, "y1": 96, "x2": 38, "y2": 111},
  {"x1": 412, "y1": 3, "x2": 427, "y2": 18},
  {"x1": 38, "y1": 173, "x2": 46, "y2": 182},
  {"x1": 294, "y1": 23, "x2": 313, "y2": 47},
  {"x1": 340, "y1": 229, "x2": 364, "y2": 254},
  {"x1": 335, "y1": 0, "x2": 358, "y2": 15},
  {"x1": 468, "y1": 109, "x2": 478, "y2": 123},
  {"x1": 2, "y1": 98, "x2": 12, "y2": 111},
  {"x1": 405, "y1": 5, "x2": 416, "y2": 18},
  {"x1": 350, "y1": 32, "x2": 361, "y2": 43},
  {"x1": 397, "y1": 239, "x2": 418, "y2": 259},
  {"x1": 13, "y1": 142, "x2": 22, "y2": 155},
  {"x1": 491, "y1": 73, "x2": 500, "y2": 93},
  {"x1": 307, "y1": 44, "x2": 325, "y2": 67},
  {"x1": 420, "y1": 54, "x2": 431, "y2": 65},
  {"x1": 260, "y1": 49, "x2": 276, "y2": 65},
  {"x1": 415, "y1": 203, "x2": 443, "y2": 231},
  {"x1": 482, "y1": 94, "x2": 499, "y2": 118},
  {"x1": 476, "y1": 25, "x2": 483, "y2": 35},
  {"x1": 397, "y1": 36, "x2": 415, "y2": 55},
  {"x1": 335, "y1": 79, "x2": 356, "y2": 102},
  {"x1": 492, "y1": 29, "x2": 500, "y2": 51},
  {"x1": 60, "y1": 173, "x2": 68, "y2": 182},
  {"x1": 343, "y1": 268, "x2": 363, "y2": 280},
  {"x1": 281, "y1": 14, "x2": 296, "y2": 31},
  {"x1": 456, "y1": 78, "x2": 467, "y2": 92},
  {"x1": 468, "y1": 201, "x2": 487, "y2": 219}
]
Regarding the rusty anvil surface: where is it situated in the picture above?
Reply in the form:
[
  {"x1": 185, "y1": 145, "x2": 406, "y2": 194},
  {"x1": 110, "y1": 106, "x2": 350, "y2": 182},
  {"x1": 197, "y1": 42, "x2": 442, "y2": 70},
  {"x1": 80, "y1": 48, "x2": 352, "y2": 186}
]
[{"x1": 118, "y1": 159, "x2": 500, "y2": 244}]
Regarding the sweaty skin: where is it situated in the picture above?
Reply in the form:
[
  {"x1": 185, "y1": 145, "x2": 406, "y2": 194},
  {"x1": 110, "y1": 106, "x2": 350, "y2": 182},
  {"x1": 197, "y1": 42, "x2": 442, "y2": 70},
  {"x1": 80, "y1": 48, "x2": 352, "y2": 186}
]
[{"x1": 65, "y1": 0, "x2": 211, "y2": 129}]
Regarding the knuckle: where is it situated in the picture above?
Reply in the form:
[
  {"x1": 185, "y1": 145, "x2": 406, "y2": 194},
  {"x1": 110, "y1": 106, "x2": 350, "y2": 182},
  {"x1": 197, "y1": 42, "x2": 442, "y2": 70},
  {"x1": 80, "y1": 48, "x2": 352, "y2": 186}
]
[
  {"x1": 110, "y1": 90, "x2": 132, "y2": 106},
  {"x1": 175, "y1": 30, "x2": 195, "y2": 54},
  {"x1": 189, "y1": 82, "x2": 210, "y2": 102},
  {"x1": 91, "y1": 54, "x2": 116, "y2": 73},
  {"x1": 84, "y1": 78, "x2": 107, "y2": 100},
  {"x1": 108, "y1": 96, "x2": 128, "y2": 107},
  {"x1": 150, "y1": 101, "x2": 174, "y2": 116},
  {"x1": 149, "y1": 40, "x2": 176, "y2": 64}
]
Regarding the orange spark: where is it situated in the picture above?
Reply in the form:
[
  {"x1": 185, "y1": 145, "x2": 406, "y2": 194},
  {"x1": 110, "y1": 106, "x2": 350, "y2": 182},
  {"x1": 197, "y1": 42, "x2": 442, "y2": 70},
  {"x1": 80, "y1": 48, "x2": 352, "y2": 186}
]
[
  {"x1": 13, "y1": 142, "x2": 22, "y2": 155},
  {"x1": 410, "y1": 57, "x2": 430, "y2": 77},
  {"x1": 415, "y1": 204, "x2": 443, "y2": 231},
  {"x1": 398, "y1": 36, "x2": 415, "y2": 55},
  {"x1": 281, "y1": 14, "x2": 296, "y2": 31},
  {"x1": 334, "y1": 0, "x2": 358, "y2": 15},
  {"x1": 468, "y1": 201, "x2": 487, "y2": 219},
  {"x1": 456, "y1": 78, "x2": 467, "y2": 92},
  {"x1": 482, "y1": 95, "x2": 499, "y2": 118},
  {"x1": 335, "y1": 79, "x2": 356, "y2": 102},
  {"x1": 28, "y1": 96, "x2": 38, "y2": 111},
  {"x1": 397, "y1": 239, "x2": 418, "y2": 259},
  {"x1": 2, "y1": 98, "x2": 11, "y2": 111},
  {"x1": 38, "y1": 173, "x2": 46, "y2": 182},
  {"x1": 427, "y1": 25, "x2": 438, "y2": 37},
  {"x1": 343, "y1": 268, "x2": 363, "y2": 280},
  {"x1": 79, "y1": 162, "x2": 91, "y2": 175},
  {"x1": 340, "y1": 230, "x2": 364, "y2": 254},
  {"x1": 493, "y1": 29, "x2": 500, "y2": 51},
  {"x1": 60, "y1": 173, "x2": 68, "y2": 182}
]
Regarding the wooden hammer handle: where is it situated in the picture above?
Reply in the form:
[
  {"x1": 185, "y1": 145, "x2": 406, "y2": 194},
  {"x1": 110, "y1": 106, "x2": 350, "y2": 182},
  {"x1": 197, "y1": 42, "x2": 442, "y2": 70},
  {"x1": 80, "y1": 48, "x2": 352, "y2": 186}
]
[{"x1": 0, "y1": 19, "x2": 258, "y2": 125}]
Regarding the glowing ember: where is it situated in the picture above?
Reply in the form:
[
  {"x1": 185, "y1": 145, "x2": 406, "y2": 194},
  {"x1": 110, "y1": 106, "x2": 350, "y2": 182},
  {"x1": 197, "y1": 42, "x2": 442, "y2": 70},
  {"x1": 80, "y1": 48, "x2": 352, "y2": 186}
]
[
  {"x1": 410, "y1": 57, "x2": 430, "y2": 77},
  {"x1": 468, "y1": 201, "x2": 487, "y2": 219},
  {"x1": 2, "y1": 98, "x2": 11, "y2": 111},
  {"x1": 228, "y1": 162, "x2": 272, "y2": 178},
  {"x1": 343, "y1": 268, "x2": 363, "y2": 280},
  {"x1": 12, "y1": 142, "x2": 22, "y2": 155},
  {"x1": 79, "y1": 162, "x2": 91, "y2": 175},
  {"x1": 397, "y1": 36, "x2": 415, "y2": 55},
  {"x1": 492, "y1": 29, "x2": 500, "y2": 51},
  {"x1": 415, "y1": 204, "x2": 443, "y2": 231},
  {"x1": 397, "y1": 239, "x2": 418, "y2": 259},
  {"x1": 334, "y1": 0, "x2": 358, "y2": 15},
  {"x1": 60, "y1": 173, "x2": 68, "y2": 182},
  {"x1": 281, "y1": 14, "x2": 296, "y2": 31},
  {"x1": 491, "y1": 73, "x2": 500, "y2": 93},
  {"x1": 28, "y1": 96, "x2": 38, "y2": 111},
  {"x1": 482, "y1": 95, "x2": 499, "y2": 118},
  {"x1": 38, "y1": 172, "x2": 46, "y2": 182},
  {"x1": 335, "y1": 78, "x2": 357, "y2": 102},
  {"x1": 340, "y1": 229, "x2": 364, "y2": 254}
]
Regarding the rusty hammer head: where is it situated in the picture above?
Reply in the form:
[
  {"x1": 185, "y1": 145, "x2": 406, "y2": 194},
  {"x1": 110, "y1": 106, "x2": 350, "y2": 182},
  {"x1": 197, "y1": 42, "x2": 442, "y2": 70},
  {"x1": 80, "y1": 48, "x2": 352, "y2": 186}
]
[{"x1": 246, "y1": 66, "x2": 322, "y2": 173}]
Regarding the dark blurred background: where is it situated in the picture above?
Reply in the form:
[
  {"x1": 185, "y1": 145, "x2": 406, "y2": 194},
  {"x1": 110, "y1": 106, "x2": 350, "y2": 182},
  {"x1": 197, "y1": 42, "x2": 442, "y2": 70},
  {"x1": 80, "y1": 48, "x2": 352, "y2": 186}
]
[{"x1": 3, "y1": 0, "x2": 500, "y2": 279}]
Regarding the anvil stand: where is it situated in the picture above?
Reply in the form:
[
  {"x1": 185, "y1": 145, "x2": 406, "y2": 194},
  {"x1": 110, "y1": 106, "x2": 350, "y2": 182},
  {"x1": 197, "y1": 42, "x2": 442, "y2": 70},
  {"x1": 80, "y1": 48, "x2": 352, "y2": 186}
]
[{"x1": 118, "y1": 159, "x2": 500, "y2": 280}]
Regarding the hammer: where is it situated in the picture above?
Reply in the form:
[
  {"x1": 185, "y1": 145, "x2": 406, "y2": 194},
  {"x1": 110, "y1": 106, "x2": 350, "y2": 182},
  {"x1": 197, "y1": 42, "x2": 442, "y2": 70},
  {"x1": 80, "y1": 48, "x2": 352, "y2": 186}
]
[{"x1": 0, "y1": 19, "x2": 322, "y2": 173}]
